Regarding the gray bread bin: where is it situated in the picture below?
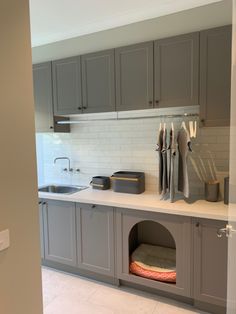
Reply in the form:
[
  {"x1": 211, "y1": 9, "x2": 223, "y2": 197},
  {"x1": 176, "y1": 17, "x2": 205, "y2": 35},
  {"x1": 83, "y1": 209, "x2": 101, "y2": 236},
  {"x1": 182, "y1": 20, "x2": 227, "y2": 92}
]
[{"x1": 111, "y1": 171, "x2": 145, "y2": 194}]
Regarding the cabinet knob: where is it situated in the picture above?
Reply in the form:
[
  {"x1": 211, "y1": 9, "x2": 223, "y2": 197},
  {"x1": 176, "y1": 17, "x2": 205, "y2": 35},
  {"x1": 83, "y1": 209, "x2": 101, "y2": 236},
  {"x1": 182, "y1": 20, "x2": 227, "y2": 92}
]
[
  {"x1": 155, "y1": 100, "x2": 159, "y2": 106},
  {"x1": 91, "y1": 204, "x2": 96, "y2": 209},
  {"x1": 50, "y1": 126, "x2": 54, "y2": 129},
  {"x1": 201, "y1": 119, "x2": 205, "y2": 124},
  {"x1": 82, "y1": 107, "x2": 87, "y2": 110},
  {"x1": 148, "y1": 100, "x2": 153, "y2": 106},
  {"x1": 78, "y1": 107, "x2": 82, "y2": 110},
  {"x1": 38, "y1": 201, "x2": 42, "y2": 205},
  {"x1": 195, "y1": 222, "x2": 200, "y2": 227},
  {"x1": 42, "y1": 201, "x2": 47, "y2": 205}
]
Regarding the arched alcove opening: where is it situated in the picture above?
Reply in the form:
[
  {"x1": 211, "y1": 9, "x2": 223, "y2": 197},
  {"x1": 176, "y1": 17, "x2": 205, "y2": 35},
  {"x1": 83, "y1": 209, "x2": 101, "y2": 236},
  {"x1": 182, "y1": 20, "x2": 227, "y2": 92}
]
[{"x1": 129, "y1": 220, "x2": 176, "y2": 284}]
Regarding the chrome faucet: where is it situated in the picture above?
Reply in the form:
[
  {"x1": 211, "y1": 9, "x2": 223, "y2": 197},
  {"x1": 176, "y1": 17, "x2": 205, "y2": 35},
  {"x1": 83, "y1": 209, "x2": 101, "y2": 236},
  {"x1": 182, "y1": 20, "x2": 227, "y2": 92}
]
[{"x1": 54, "y1": 157, "x2": 73, "y2": 172}]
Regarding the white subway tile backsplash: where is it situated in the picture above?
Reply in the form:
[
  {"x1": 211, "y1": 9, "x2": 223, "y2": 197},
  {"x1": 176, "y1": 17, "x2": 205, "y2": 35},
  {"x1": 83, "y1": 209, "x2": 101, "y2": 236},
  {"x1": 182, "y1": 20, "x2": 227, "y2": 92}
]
[{"x1": 37, "y1": 108, "x2": 230, "y2": 199}]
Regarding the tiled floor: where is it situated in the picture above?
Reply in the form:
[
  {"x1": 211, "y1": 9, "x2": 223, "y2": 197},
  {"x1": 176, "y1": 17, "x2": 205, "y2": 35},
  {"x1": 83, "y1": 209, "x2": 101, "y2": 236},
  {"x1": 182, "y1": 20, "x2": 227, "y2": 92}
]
[{"x1": 42, "y1": 267, "x2": 208, "y2": 314}]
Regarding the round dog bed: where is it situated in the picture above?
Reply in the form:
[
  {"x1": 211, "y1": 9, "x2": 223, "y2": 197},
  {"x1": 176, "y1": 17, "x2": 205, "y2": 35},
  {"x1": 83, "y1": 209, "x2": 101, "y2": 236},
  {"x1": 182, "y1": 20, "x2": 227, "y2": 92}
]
[{"x1": 129, "y1": 243, "x2": 176, "y2": 283}]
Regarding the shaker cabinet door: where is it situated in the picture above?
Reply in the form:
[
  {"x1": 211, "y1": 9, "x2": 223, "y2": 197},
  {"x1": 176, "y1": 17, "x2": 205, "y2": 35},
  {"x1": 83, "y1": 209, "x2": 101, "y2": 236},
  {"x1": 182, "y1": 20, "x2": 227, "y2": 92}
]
[
  {"x1": 200, "y1": 25, "x2": 232, "y2": 127},
  {"x1": 81, "y1": 49, "x2": 115, "y2": 113},
  {"x1": 38, "y1": 200, "x2": 45, "y2": 259},
  {"x1": 76, "y1": 203, "x2": 115, "y2": 276},
  {"x1": 33, "y1": 62, "x2": 54, "y2": 132},
  {"x1": 52, "y1": 56, "x2": 82, "y2": 115},
  {"x1": 154, "y1": 32, "x2": 199, "y2": 108},
  {"x1": 115, "y1": 42, "x2": 154, "y2": 111},
  {"x1": 43, "y1": 200, "x2": 77, "y2": 266},
  {"x1": 193, "y1": 218, "x2": 228, "y2": 308}
]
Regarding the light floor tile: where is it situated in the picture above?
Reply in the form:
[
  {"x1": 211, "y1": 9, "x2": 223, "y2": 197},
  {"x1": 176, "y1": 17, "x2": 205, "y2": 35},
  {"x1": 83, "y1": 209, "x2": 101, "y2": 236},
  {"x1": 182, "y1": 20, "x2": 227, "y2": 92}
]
[
  {"x1": 153, "y1": 296, "x2": 208, "y2": 314},
  {"x1": 89, "y1": 285, "x2": 157, "y2": 314},
  {"x1": 44, "y1": 296, "x2": 114, "y2": 314},
  {"x1": 42, "y1": 267, "x2": 100, "y2": 307},
  {"x1": 42, "y1": 267, "x2": 209, "y2": 314}
]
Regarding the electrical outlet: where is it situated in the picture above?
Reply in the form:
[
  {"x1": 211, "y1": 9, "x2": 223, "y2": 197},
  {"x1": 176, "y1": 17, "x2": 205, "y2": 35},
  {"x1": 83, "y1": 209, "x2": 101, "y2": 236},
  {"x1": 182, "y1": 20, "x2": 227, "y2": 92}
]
[{"x1": 0, "y1": 229, "x2": 10, "y2": 251}]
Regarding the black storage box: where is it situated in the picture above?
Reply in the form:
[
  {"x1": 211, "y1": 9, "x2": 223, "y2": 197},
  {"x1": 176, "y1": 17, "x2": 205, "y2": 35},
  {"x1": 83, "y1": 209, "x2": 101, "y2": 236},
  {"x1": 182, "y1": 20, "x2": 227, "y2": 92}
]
[
  {"x1": 90, "y1": 176, "x2": 110, "y2": 190},
  {"x1": 111, "y1": 171, "x2": 145, "y2": 194}
]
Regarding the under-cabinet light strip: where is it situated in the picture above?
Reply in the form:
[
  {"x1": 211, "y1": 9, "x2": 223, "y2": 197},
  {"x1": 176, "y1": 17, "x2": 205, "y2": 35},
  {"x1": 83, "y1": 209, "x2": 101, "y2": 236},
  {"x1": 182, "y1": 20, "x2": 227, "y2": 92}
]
[{"x1": 57, "y1": 113, "x2": 199, "y2": 124}]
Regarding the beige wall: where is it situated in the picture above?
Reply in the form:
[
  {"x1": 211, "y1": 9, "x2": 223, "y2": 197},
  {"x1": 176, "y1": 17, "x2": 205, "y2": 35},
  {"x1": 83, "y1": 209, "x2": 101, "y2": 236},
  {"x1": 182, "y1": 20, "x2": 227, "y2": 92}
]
[
  {"x1": 0, "y1": 1, "x2": 43, "y2": 314},
  {"x1": 230, "y1": 1, "x2": 236, "y2": 192},
  {"x1": 228, "y1": 1, "x2": 236, "y2": 313},
  {"x1": 32, "y1": 0, "x2": 232, "y2": 63}
]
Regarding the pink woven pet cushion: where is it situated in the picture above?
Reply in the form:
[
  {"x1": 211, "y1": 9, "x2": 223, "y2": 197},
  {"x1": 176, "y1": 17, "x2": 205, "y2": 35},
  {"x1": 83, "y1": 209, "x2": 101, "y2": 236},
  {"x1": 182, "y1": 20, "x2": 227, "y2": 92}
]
[
  {"x1": 129, "y1": 243, "x2": 176, "y2": 283},
  {"x1": 130, "y1": 261, "x2": 176, "y2": 283}
]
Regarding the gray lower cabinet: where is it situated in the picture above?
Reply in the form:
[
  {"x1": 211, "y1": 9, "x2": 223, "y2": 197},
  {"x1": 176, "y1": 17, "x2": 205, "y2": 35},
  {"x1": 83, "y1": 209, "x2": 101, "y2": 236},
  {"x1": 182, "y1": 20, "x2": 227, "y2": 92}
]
[
  {"x1": 115, "y1": 42, "x2": 154, "y2": 111},
  {"x1": 193, "y1": 218, "x2": 228, "y2": 309},
  {"x1": 200, "y1": 25, "x2": 232, "y2": 127},
  {"x1": 38, "y1": 200, "x2": 44, "y2": 259},
  {"x1": 81, "y1": 50, "x2": 115, "y2": 113},
  {"x1": 76, "y1": 203, "x2": 115, "y2": 277},
  {"x1": 154, "y1": 32, "x2": 199, "y2": 108},
  {"x1": 116, "y1": 208, "x2": 192, "y2": 297},
  {"x1": 38, "y1": 200, "x2": 227, "y2": 313},
  {"x1": 43, "y1": 200, "x2": 77, "y2": 267},
  {"x1": 33, "y1": 62, "x2": 54, "y2": 132},
  {"x1": 52, "y1": 56, "x2": 82, "y2": 115}
]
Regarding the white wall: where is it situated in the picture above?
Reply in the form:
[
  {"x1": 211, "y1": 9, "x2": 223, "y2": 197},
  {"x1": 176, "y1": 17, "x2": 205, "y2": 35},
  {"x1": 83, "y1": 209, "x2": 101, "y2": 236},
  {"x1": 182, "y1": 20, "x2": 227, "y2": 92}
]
[
  {"x1": 38, "y1": 107, "x2": 230, "y2": 199},
  {"x1": 32, "y1": 0, "x2": 232, "y2": 63},
  {"x1": 0, "y1": 1, "x2": 43, "y2": 314}
]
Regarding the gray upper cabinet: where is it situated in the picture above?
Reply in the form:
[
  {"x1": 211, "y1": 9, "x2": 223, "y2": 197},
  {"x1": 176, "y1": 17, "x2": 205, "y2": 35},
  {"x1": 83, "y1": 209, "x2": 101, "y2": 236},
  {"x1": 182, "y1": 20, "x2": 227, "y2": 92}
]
[
  {"x1": 154, "y1": 33, "x2": 199, "y2": 108},
  {"x1": 193, "y1": 219, "x2": 228, "y2": 308},
  {"x1": 200, "y1": 25, "x2": 232, "y2": 127},
  {"x1": 52, "y1": 56, "x2": 82, "y2": 115},
  {"x1": 115, "y1": 42, "x2": 154, "y2": 111},
  {"x1": 76, "y1": 203, "x2": 115, "y2": 277},
  {"x1": 43, "y1": 200, "x2": 77, "y2": 267},
  {"x1": 81, "y1": 49, "x2": 115, "y2": 113},
  {"x1": 33, "y1": 62, "x2": 54, "y2": 132}
]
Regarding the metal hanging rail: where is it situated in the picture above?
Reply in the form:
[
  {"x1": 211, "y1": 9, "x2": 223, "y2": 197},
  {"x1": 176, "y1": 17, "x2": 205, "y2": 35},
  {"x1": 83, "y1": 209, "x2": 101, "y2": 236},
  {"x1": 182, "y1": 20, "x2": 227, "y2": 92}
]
[{"x1": 57, "y1": 113, "x2": 199, "y2": 124}]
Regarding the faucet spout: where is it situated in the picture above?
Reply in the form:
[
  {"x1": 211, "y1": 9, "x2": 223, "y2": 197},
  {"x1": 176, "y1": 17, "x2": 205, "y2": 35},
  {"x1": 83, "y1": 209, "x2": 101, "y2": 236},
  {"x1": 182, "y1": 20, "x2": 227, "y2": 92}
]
[{"x1": 54, "y1": 157, "x2": 72, "y2": 172}]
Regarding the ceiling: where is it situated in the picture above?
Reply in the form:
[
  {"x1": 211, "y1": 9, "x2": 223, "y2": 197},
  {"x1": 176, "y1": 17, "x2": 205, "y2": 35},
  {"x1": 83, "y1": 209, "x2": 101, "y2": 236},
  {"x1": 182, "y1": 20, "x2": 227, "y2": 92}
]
[{"x1": 29, "y1": 0, "x2": 223, "y2": 47}]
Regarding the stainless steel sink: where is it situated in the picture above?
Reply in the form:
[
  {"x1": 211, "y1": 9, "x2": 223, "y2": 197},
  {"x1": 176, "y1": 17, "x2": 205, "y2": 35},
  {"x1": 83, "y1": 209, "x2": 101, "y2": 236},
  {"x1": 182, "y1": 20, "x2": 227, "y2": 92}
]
[{"x1": 38, "y1": 185, "x2": 88, "y2": 194}]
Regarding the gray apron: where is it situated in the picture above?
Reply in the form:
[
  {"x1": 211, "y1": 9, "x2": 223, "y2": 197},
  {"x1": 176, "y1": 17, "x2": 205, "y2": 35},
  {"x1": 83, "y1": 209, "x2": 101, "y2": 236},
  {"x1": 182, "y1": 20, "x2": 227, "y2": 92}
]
[
  {"x1": 161, "y1": 128, "x2": 168, "y2": 196},
  {"x1": 169, "y1": 129, "x2": 177, "y2": 202},
  {"x1": 177, "y1": 128, "x2": 191, "y2": 198},
  {"x1": 156, "y1": 128, "x2": 163, "y2": 195}
]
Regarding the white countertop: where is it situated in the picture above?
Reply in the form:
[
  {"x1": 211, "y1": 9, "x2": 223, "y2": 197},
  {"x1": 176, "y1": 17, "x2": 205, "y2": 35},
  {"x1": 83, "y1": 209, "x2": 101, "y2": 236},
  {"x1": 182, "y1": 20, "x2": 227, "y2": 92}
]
[{"x1": 38, "y1": 187, "x2": 229, "y2": 221}]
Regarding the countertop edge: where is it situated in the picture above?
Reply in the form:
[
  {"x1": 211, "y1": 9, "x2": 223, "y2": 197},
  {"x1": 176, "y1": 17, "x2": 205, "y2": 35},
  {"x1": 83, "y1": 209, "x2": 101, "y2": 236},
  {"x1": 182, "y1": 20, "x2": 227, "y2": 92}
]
[{"x1": 38, "y1": 188, "x2": 228, "y2": 221}]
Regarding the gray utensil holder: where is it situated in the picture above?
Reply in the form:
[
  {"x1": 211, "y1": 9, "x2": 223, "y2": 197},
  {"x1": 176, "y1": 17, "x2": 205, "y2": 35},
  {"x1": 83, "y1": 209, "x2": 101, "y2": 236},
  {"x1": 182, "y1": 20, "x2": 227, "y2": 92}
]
[
  {"x1": 205, "y1": 181, "x2": 220, "y2": 202},
  {"x1": 224, "y1": 177, "x2": 229, "y2": 205}
]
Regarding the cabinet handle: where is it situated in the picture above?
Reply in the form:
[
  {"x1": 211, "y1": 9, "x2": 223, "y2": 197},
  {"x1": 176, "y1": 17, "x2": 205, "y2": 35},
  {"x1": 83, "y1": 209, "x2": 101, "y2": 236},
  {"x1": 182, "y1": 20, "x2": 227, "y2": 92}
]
[{"x1": 217, "y1": 225, "x2": 236, "y2": 238}]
